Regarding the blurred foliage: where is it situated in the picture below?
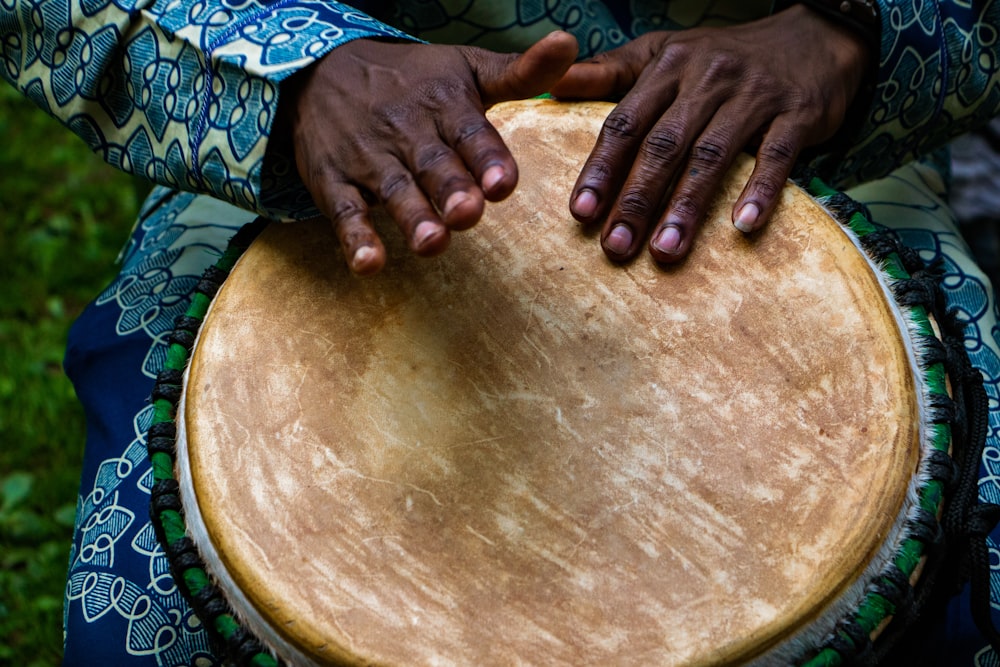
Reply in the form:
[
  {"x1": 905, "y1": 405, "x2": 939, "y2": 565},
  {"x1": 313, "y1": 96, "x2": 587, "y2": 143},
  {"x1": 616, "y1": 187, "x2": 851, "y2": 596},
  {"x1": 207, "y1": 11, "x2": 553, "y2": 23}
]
[{"x1": 0, "y1": 83, "x2": 145, "y2": 665}]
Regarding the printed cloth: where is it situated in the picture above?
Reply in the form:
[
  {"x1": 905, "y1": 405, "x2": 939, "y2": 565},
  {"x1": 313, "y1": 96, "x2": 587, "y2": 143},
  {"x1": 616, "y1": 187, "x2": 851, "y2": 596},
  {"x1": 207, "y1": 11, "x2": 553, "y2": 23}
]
[{"x1": 1, "y1": 0, "x2": 999, "y2": 664}]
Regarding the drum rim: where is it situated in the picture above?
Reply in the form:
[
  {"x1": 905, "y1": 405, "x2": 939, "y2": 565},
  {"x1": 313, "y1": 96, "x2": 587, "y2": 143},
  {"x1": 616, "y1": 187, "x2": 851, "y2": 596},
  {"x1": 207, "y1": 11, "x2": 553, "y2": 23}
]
[{"x1": 147, "y1": 109, "x2": 959, "y2": 667}]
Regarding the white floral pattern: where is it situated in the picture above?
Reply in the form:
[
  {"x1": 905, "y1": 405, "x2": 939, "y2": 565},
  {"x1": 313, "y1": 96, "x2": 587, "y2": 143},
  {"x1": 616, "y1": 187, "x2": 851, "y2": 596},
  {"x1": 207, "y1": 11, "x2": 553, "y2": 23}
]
[{"x1": 4, "y1": 0, "x2": 995, "y2": 663}]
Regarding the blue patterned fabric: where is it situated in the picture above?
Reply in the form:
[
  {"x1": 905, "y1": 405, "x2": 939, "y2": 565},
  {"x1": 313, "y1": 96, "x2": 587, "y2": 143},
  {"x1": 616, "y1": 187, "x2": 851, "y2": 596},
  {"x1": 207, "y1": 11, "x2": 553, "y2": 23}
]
[
  {"x1": 2, "y1": 0, "x2": 999, "y2": 664},
  {"x1": 0, "y1": 1, "x2": 413, "y2": 217}
]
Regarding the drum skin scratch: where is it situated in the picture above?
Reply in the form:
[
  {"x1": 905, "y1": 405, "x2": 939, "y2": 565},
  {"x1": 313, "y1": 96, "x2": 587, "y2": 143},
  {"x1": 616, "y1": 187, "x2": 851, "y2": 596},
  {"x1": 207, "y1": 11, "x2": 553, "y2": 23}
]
[{"x1": 178, "y1": 100, "x2": 920, "y2": 666}]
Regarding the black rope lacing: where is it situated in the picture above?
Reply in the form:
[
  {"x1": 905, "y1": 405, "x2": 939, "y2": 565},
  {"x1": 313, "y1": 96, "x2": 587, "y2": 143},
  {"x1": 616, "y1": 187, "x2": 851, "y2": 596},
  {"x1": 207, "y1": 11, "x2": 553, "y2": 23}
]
[
  {"x1": 146, "y1": 218, "x2": 281, "y2": 667},
  {"x1": 147, "y1": 205, "x2": 1000, "y2": 665},
  {"x1": 790, "y1": 170, "x2": 1000, "y2": 665}
]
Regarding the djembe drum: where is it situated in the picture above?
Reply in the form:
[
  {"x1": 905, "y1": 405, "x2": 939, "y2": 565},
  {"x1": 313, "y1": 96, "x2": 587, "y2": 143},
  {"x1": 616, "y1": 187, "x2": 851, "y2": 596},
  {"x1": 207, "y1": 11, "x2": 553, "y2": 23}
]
[{"x1": 147, "y1": 100, "x2": 981, "y2": 666}]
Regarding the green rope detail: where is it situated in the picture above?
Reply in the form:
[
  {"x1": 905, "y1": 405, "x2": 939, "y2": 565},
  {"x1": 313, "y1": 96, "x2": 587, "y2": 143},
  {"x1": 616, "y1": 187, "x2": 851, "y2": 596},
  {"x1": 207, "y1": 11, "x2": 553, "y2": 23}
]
[
  {"x1": 159, "y1": 510, "x2": 188, "y2": 546},
  {"x1": 152, "y1": 399, "x2": 175, "y2": 428},
  {"x1": 853, "y1": 591, "x2": 896, "y2": 634},
  {"x1": 182, "y1": 565, "x2": 211, "y2": 594},
  {"x1": 894, "y1": 537, "x2": 923, "y2": 579},
  {"x1": 180, "y1": 559, "x2": 284, "y2": 665},
  {"x1": 880, "y1": 255, "x2": 911, "y2": 283},
  {"x1": 909, "y1": 307, "x2": 935, "y2": 337},
  {"x1": 846, "y1": 214, "x2": 878, "y2": 239},
  {"x1": 794, "y1": 174, "x2": 961, "y2": 665},
  {"x1": 801, "y1": 648, "x2": 842, "y2": 667},
  {"x1": 187, "y1": 292, "x2": 212, "y2": 321},
  {"x1": 804, "y1": 176, "x2": 836, "y2": 199},
  {"x1": 164, "y1": 344, "x2": 189, "y2": 373},
  {"x1": 145, "y1": 221, "x2": 282, "y2": 666},
  {"x1": 150, "y1": 451, "x2": 175, "y2": 484},
  {"x1": 214, "y1": 613, "x2": 241, "y2": 641},
  {"x1": 928, "y1": 422, "x2": 951, "y2": 452},
  {"x1": 251, "y1": 652, "x2": 280, "y2": 667},
  {"x1": 921, "y1": 480, "x2": 946, "y2": 513},
  {"x1": 925, "y1": 363, "x2": 948, "y2": 397}
]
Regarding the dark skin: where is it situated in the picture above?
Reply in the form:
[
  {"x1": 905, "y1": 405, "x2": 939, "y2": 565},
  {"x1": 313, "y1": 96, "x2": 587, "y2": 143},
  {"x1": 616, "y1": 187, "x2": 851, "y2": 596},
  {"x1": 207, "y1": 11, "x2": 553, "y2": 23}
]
[
  {"x1": 551, "y1": 4, "x2": 873, "y2": 263},
  {"x1": 281, "y1": 6, "x2": 872, "y2": 274},
  {"x1": 281, "y1": 31, "x2": 579, "y2": 275}
]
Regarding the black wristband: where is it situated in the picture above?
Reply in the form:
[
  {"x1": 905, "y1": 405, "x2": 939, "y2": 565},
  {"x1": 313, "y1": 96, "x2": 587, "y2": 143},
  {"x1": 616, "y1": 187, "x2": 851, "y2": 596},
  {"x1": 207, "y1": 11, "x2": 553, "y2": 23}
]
[{"x1": 771, "y1": 0, "x2": 881, "y2": 57}]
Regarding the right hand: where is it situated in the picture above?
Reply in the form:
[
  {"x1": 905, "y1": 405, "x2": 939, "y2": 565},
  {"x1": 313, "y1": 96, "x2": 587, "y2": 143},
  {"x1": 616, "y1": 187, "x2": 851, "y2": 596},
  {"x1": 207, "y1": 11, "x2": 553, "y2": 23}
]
[{"x1": 281, "y1": 32, "x2": 578, "y2": 275}]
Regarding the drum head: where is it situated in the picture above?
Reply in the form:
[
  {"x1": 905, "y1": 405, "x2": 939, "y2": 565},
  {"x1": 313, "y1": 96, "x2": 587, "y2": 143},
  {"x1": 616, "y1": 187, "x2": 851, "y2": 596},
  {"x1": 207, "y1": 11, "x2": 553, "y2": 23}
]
[{"x1": 181, "y1": 100, "x2": 919, "y2": 665}]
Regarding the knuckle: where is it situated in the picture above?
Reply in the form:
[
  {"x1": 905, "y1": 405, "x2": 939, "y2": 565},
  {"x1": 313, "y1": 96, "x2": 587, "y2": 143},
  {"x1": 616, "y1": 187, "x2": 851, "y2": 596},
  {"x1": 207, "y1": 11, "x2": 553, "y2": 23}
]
[
  {"x1": 376, "y1": 170, "x2": 414, "y2": 203},
  {"x1": 668, "y1": 195, "x2": 700, "y2": 222},
  {"x1": 305, "y1": 158, "x2": 338, "y2": 189},
  {"x1": 581, "y1": 158, "x2": 614, "y2": 185},
  {"x1": 373, "y1": 104, "x2": 411, "y2": 136},
  {"x1": 328, "y1": 197, "x2": 366, "y2": 224},
  {"x1": 603, "y1": 108, "x2": 643, "y2": 140},
  {"x1": 641, "y1": 127, "x2": 683, "y2": 161},
  {"x1": 652, "y1": 43, "x2": 691, "y2": 73},
  {"x1": 435, "y1": 174, "x2": 474, "y2": 201},
  {"x1": 751, "y1": 175, "x2": 783, "y2": 201},
  {"x1": 340, "y1": 226, "x2": 373, "y2": 248},
  {"x1": 758, "y1": 138, "x2": 797, "y2": 164},
  {"x1": 618, "y1": 190, "x2": 656, "y2": 218},
  {"x1": 688, "y1": 138, "x2": 727, "y2": 168},
  {"x1": 701, "y1": 50, "x2": 743, "y2": 82},
  {"x1": 414, "y1": 144, "x2": 453, "y2": 175},
  {"x1": 788, "y1": 95, "x2": 825, "y2": 126},
  {"x1": 452, "y1": 117, "x2": 492, "y2": 147},
  {"x1": 424, "y1": 77, "x2": 470, "y2": 102}
]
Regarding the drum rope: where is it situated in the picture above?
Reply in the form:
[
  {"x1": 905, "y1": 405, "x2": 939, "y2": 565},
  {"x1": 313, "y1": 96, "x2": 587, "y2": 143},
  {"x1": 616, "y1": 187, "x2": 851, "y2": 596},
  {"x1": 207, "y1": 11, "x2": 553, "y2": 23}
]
[
  {"x1": 939, "y1": 307, "x2": 1000, "y2": 654},
  {"x1": 798, "y1": 174, "x2": 1000, "y2": 665},
  {"x1": 146, "y1": 189, "x2": 1000, "y2": 665},
  {"x1": 146, "y1": 217, "x2": 279, "y2": 667}
]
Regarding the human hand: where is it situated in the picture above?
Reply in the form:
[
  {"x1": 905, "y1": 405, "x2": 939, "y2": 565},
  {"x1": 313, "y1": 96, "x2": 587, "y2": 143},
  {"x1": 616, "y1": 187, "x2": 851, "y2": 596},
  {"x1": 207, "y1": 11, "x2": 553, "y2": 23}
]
[
  {"x1": 282, "y1": 31, "x2": 578, "y2": 274},
  {"x1": 550, "y1": 5, "x2": 873, "y2": 264}
]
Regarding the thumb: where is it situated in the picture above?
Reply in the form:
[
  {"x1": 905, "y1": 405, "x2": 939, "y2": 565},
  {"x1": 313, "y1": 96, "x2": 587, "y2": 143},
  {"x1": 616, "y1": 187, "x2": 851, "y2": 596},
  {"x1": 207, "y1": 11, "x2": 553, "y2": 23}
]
[
  {"x1": 469, "y1": 31, "x2": 579, "y2": 106},
  {"x1": 549, "y1": 37, "x2": 656, "y2": 100}
]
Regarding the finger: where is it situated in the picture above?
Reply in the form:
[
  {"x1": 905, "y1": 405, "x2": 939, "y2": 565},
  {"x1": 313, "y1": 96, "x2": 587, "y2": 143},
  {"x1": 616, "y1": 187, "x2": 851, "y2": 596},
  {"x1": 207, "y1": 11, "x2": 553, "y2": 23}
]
[
  {"x1": 407, "y1": 140, "x2": 485, "y2": 231},
  {"x1": 453, "y1": 34, "x2": 576, "y2": 203},
  {"x1": 366, "y1": 157, "x2": 451, "y2": 258},
  {"x1": 570, "y1": 82, "x2": 681, "y2": 227},
  {"x1": 470, "y1": 31, "x2": 579, "y2": 105},
  {"x1": 436, "y1": 108, "x2": 519, "y2": 202},
  {"x1": 648, "y1": 107, "x2": 773, "y2": 263},
  {"x1": 314, "y1": 181, "x2": 386, "y2": 275},
  {"x1": 601, "y1": 91, "x2": 740, "y2": 261},
  {"x1": 568, "y1": 41, "x2": 678, "y2": 227},
  {"x1": 732, "y1": 117, "x2": 804, "y2": 234},
  {"x1": 549, "y1": 37, "x2": 659, "y2": 100}
]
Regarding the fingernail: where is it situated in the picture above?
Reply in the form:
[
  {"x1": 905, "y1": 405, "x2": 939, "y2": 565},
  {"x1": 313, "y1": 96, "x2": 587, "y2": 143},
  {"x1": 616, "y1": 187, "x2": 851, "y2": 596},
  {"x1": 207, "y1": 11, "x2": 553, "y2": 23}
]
[
  {"x1": 604, "y1": 223, "x2": 633, "y2": 255},
  {"x1": 734, "y1": 202, "x2": 759, "y2": 233},
  {"x1": 414, "y1": 221, "x2": 442, "y2": 250},
  {"x1": 573, "y1": 190, "x2": 599, "y2": 219},
  {"x1": 443, "y1": 191, "x2": 472, "y2": 219},
  {"x1": 352, "y1": 245, "x2": 377, "y2": 271},
  {"x1": 482, "y1": 165, "x2": 505, "y2": 193},
  {"x1": 653, "y1": 225, "x2": 681, "y2": 254}
]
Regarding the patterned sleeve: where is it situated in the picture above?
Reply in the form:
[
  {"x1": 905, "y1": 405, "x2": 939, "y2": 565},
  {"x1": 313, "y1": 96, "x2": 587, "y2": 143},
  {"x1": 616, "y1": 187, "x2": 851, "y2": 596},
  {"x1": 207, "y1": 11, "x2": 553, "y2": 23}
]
[
  {"x1": 0, "y1": 0, "x2": 415, "y2": 218},
  {"x1": 831, "y1": 0, "x2": 1000, "y2": 186}
]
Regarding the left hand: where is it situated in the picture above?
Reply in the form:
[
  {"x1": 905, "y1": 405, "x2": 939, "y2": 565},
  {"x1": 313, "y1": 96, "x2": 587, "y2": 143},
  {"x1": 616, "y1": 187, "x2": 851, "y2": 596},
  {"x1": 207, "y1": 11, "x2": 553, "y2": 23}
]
[{"x1": 550, "y1": 5, "x2": 873, "y2": 264}]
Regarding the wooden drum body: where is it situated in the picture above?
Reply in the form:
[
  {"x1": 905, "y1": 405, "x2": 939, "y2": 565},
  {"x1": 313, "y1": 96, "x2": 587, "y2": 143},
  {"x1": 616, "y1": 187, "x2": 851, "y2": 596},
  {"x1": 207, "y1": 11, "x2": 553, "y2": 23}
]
[{"x1": 151, "y1": 100, "x2": 951, "y2": 666}]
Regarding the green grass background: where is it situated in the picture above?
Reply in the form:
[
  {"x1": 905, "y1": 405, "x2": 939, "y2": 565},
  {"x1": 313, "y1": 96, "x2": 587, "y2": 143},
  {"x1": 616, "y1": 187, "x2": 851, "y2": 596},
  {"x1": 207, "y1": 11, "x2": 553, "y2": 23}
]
[{"x1": 1, "y1": 83, "x2": 144, "y2": 665}]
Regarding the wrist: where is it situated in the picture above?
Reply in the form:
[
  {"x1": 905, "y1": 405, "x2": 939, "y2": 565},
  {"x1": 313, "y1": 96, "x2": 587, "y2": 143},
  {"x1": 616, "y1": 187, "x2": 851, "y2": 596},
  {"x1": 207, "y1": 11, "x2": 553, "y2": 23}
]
[{"x1": 771, "y1": 0, "x2": 880, "y2": 64}]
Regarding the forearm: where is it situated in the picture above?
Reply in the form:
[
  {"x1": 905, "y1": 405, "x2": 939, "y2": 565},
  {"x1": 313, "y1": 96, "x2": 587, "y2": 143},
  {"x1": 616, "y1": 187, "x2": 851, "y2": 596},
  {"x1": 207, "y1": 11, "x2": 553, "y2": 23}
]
[{"x1": 0, "y1": 1, "x2": 413, "y2": 216}]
